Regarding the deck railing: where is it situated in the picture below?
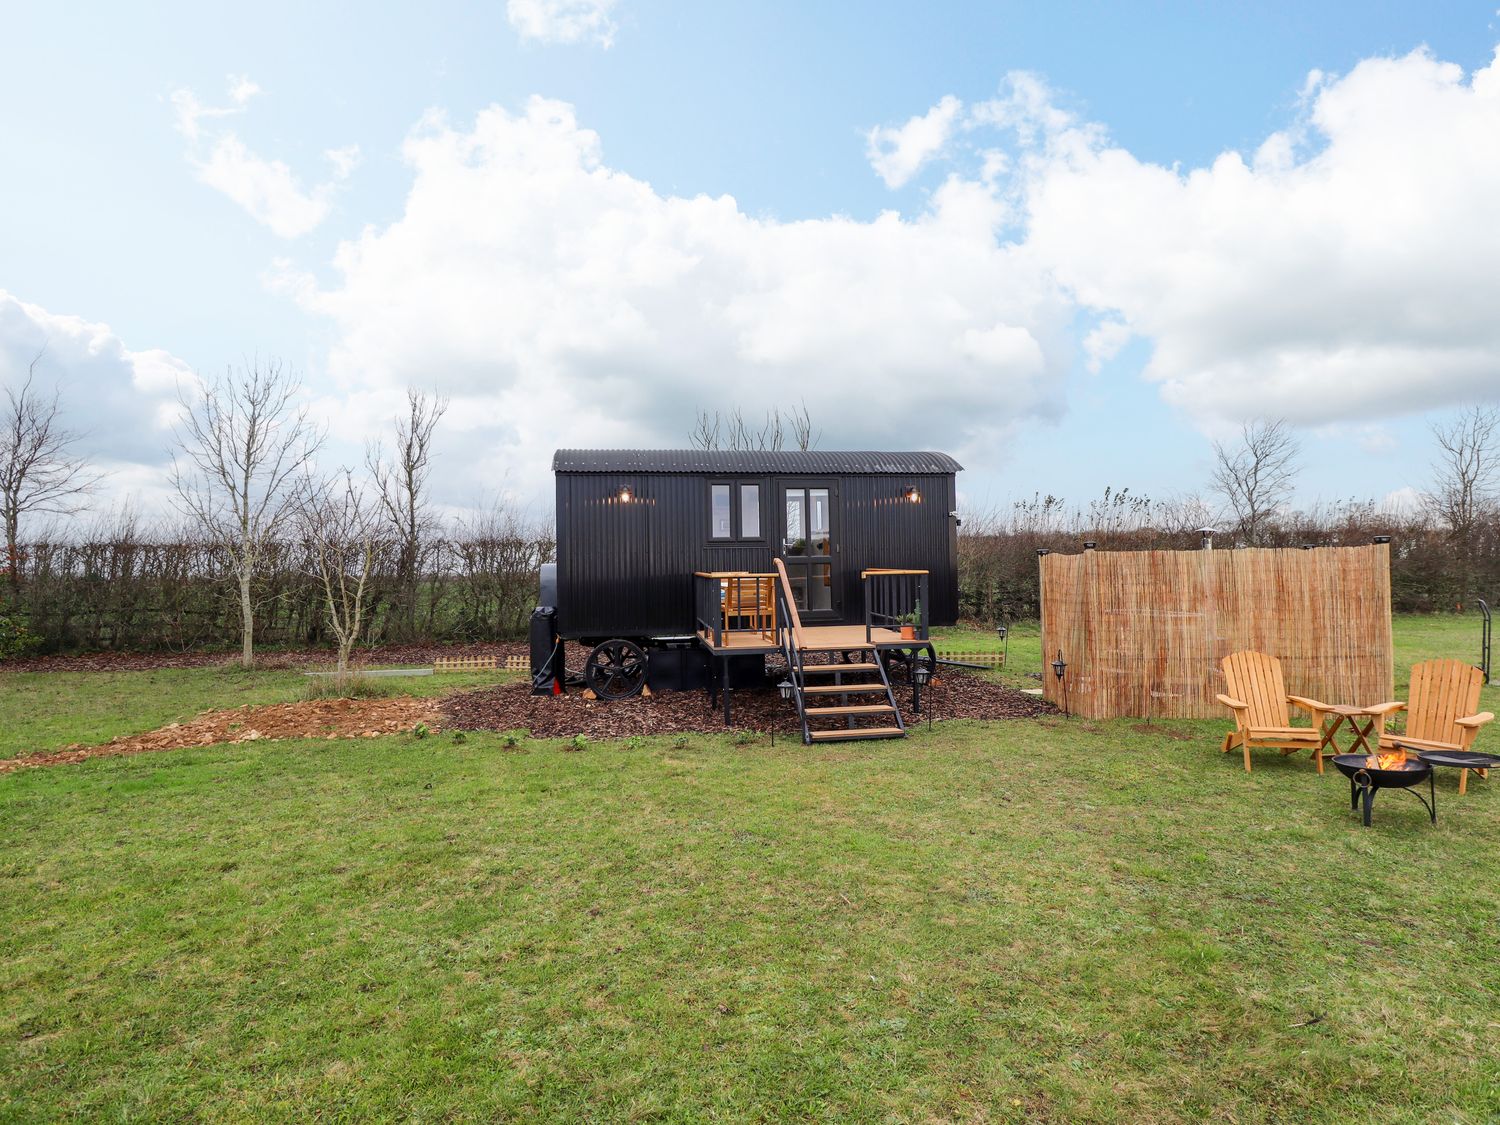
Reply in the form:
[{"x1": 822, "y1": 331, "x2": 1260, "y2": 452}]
[
  {"x1": 694, "y1": 572, "x2": 778, "y2": 648},
  {"x1": 862, "y1": 568, "x2": 929, "y2": 645}
]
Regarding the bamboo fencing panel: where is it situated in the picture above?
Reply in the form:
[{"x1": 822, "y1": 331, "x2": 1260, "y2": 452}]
[{"x1": 1039, "y1": 545, "x2": 1393, "y2": 719}]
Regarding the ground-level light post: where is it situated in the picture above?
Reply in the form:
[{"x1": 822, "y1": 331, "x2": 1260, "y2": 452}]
[{"x1": 1052, "y1": 650, "x2": 1069, "y2": 717}]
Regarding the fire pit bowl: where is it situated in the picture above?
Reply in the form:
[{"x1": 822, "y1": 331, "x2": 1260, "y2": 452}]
[{"x1": 1332, "y1": 752, "x2": 1435, "y2": 827}]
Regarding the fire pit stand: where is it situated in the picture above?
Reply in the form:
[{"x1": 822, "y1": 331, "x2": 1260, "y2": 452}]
[{"x1": 1331, "y1": 753, "x2": 1436, "y2": 828}]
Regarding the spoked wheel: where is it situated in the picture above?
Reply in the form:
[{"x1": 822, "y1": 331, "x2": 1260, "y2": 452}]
[{"x1": 585, "y1": 639, "x2": 649, "y2": 700}]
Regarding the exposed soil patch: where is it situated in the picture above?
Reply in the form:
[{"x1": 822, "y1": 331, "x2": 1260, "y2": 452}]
[
  {"x1": 3, "y1": 641, "x2": 528, "y2": 674},
  {"x1": 0, "y1": 696, "x2": 443, "y2": 773},
  {"x1": 444, "y1": 667, "x2": 1055, "y2": 739},
  {"x1": 1130, "y1": 723, "x2": 1197, "y2": 741}
]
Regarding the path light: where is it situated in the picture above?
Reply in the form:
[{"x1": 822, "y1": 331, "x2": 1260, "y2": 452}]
[
  {"x1": 913, "y1": 662, "x2": 932, "y2": 686},
  {"x1": 777, "y1": 679, "x2": 794, "y2": 702},
  {"x1": 1052, "y1": 649, "x2": 1070, "y2": 718},
  {"x1": 996, "y1": 623, "x2": 1009, "y2": 666}
]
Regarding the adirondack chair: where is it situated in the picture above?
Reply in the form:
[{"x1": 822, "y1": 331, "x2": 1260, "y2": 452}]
[
  {"x1": 1217, "y1": 651, "x2": 1336, "y2": 773},
  {"x1": 1367, "y1": 659, "x2": 1495, "y2": 795}
]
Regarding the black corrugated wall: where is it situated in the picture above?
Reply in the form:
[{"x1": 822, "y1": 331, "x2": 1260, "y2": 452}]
[{"x1": 555, "y1": 470, "x2": 958, "y2": 639}]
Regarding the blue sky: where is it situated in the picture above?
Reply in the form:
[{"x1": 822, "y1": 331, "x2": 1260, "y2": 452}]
[{"x1": 3, "y1": 1, "x2": 1500, "y2": 522}]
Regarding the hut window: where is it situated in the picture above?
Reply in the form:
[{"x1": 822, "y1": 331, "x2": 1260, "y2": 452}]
[
  {"x1": 740, "y1": 484, "x2": 760, "y2": 538},
  {"x1": 711, "y1": 485, "x2": 732, "y2": 538}
]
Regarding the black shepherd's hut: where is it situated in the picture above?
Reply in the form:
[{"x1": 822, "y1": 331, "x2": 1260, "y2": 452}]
[{"x1": 532, "y1": 449, "x2": 962, "y2": 741}]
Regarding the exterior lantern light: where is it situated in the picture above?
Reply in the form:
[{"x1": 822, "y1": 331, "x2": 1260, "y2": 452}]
[
  {"x1": 996, "y1": 624, "x2": 1007, "y2": 641},
  {"x1": 777, "y1": 679, "x2": 794, "y2": 702},
  {"x1": 905, "y1": 486, "x2": 922, "y2": 504},
  {"x1": 1372, "y1": 535, "x2": 1392, "y2": 545},
  {"x1": 1052, "y1": 649, "x2": 1070, "y2": 717},
  {"x1": 913, "y1": 662, "x2": 932, "y2": 686},
  {"x1": 617, "y1": 486, "x2": 633, "y2": 503}
]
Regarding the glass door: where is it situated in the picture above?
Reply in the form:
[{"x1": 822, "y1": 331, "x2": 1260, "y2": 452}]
[{"x1": 780, "y1": 483, "x2": 836, "y2": 617}]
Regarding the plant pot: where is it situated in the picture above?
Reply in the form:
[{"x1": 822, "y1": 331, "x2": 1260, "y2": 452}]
[{"x1": 900, "y1": 625, "x2": 916, "y2": 640}]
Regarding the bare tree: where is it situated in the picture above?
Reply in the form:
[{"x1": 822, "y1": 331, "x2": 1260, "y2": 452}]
[
  {"x1": 1426, "y1": 404, "x2": 1500, "y2": 604},
  {"x1": 170, "y1": 359, "x2": 322, "y2": 668},
  {"x1": 366, "y1": 389, "x2": 448, "y2": 638},
  {"x1": 1426, "y1": 405, "x2": 1500, "y2": 535},
  {"x1": 298, "y1": 471, "x2": 378, "y2": 677},
  {"x1": 1, "y1": 350, "x2": 102, "y2": 590},
  {"x1": 1211, "y1": 419, "x2": 1301, "y2": 546},
  {"x1": 689, "y1": 402, "x2": 819, "y2": 451}
]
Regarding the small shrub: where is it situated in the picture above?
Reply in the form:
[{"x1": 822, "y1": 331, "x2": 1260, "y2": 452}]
[
  {"x1": 412, "y1": 722, "x2": 431, "y2": 740},
  {"x1": 451, "y1": 731, "x2": 468, "y2": 744},
  {"x1": 567, "y1": 734, "x2": 590, "y2": 752},
  {"x1": 672, "y1": 735, "x2": 691, "y2": 750},
  {"x1": 501, "y1": 733, "x2": 521, "y2": 749},
  {"x1": 623, "y1": 736, "x2": 645, "y2": 752},
  {"x1": 732, "y1": 730, "x2": 758, "y2": 746},
  {"x1": 302, "y1": 673, "x2": 391, "y2": 701},
  {"x1": 0, "y1": 613, "x2": 40, "y2": 663}
]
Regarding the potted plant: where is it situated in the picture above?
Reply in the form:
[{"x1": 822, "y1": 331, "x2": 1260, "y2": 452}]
[{"x1": 896, "y1": 611, "x2": 920, "y2": 640}]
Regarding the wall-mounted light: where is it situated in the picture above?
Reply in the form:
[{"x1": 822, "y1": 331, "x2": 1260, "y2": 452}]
[
  {"x1": 904, "y1": 486, "x2": 922, "y2": 504},
  {"x1": 617, "y1": 486, "x2": 633, "y2": 503},
  {"x1": 1036, "y1": 548, "x2": 1051, "y2": 558},
  {"x1": 1083, "y1": 541, "x2": 1097, "y2": 551},
  {"x1": 1199, "y1": 527, "x2": 1218, "y2": 551},
  {"x1": 1372, "y1": 535, "x2": 1392, "y2": 545}
]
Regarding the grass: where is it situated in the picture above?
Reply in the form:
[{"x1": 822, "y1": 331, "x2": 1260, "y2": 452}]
[{"x1": 1, "y1": 617, "x2": 1498, "y2": 1121}]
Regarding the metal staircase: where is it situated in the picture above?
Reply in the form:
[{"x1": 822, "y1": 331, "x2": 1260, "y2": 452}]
[{"x1": 772, "y1": 559, "x2": 906, "y2": 744}]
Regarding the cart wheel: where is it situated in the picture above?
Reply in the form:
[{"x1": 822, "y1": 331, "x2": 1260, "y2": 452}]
[{"x1": 585, "y1": 639, "x2": 649, "y2": 700}]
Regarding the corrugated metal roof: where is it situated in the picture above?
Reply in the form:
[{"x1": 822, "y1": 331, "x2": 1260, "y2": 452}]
[{"x1": 552, "y1": 449, "x2": 964, "y2": 475}]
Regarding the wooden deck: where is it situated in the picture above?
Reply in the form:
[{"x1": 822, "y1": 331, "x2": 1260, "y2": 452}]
[{"x1": 697, "y1": 624, "x2": 912, "y2": 655}]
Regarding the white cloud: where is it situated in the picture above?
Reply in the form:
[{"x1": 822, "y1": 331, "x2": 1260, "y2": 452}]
[
  {"x1": 506, "y1": 0, "x2": 618, "y2": 47},
  {"x1": 866, "y1": 95, "x2": 963, "y2": 188},
  {"x1": 285, "y1": 96, "x2": 1072, "y2": 499},
  {"x1": 1009, "y1": 46, "x2": 1500, "y2": 423},
  {"x1": 171, "y1": 76, "x2": 356, "y2": 239},
  {"x1": 0, "y1": 292, "x2": 195, "y2": 528}
]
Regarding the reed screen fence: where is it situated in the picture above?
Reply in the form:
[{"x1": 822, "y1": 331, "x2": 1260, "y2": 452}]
[{"x1": 1039, "y1": 544, "x2": 1393, "y2": 719}]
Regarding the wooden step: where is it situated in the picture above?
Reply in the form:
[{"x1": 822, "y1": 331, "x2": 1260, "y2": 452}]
[
  {"x1": 804, "y1": 703, "x2": 896, "y2": 717},
  {"x1": 800, "y1": 662, "x2": 880, "y2": 674},
  {"x1": 801, "y1": 683, "x2": 889, "y2": 695},
  {"x1": 808, "y1": 726, "x2": 905, "y2": 741}
]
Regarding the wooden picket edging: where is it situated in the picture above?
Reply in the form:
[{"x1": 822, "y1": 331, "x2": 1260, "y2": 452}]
[
  {"x1": 934, "y1": 650, "x2": 1006, "y2": 667},
  {"x1": 433, "y1": 655, "x2": 527, "y2": 673},
  {"x1": 1039, "y1": 544, "x2": 1393, "y2": 719}
]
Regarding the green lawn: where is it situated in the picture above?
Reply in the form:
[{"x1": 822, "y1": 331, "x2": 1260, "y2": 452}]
[{"x1": 2, "y1": 619, "x2": 1498, "y2": 1121}]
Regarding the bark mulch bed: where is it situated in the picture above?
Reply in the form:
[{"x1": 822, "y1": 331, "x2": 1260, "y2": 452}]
[
  {"x1": 3, "y1": 641, "x2": 528, "y2": 674},
  {"x1": 0, "y1": 696, "x2": 444, "y2": 773},
  {"x1": 444, "y1": 667, "x2": 1055, "y2": 739}
]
